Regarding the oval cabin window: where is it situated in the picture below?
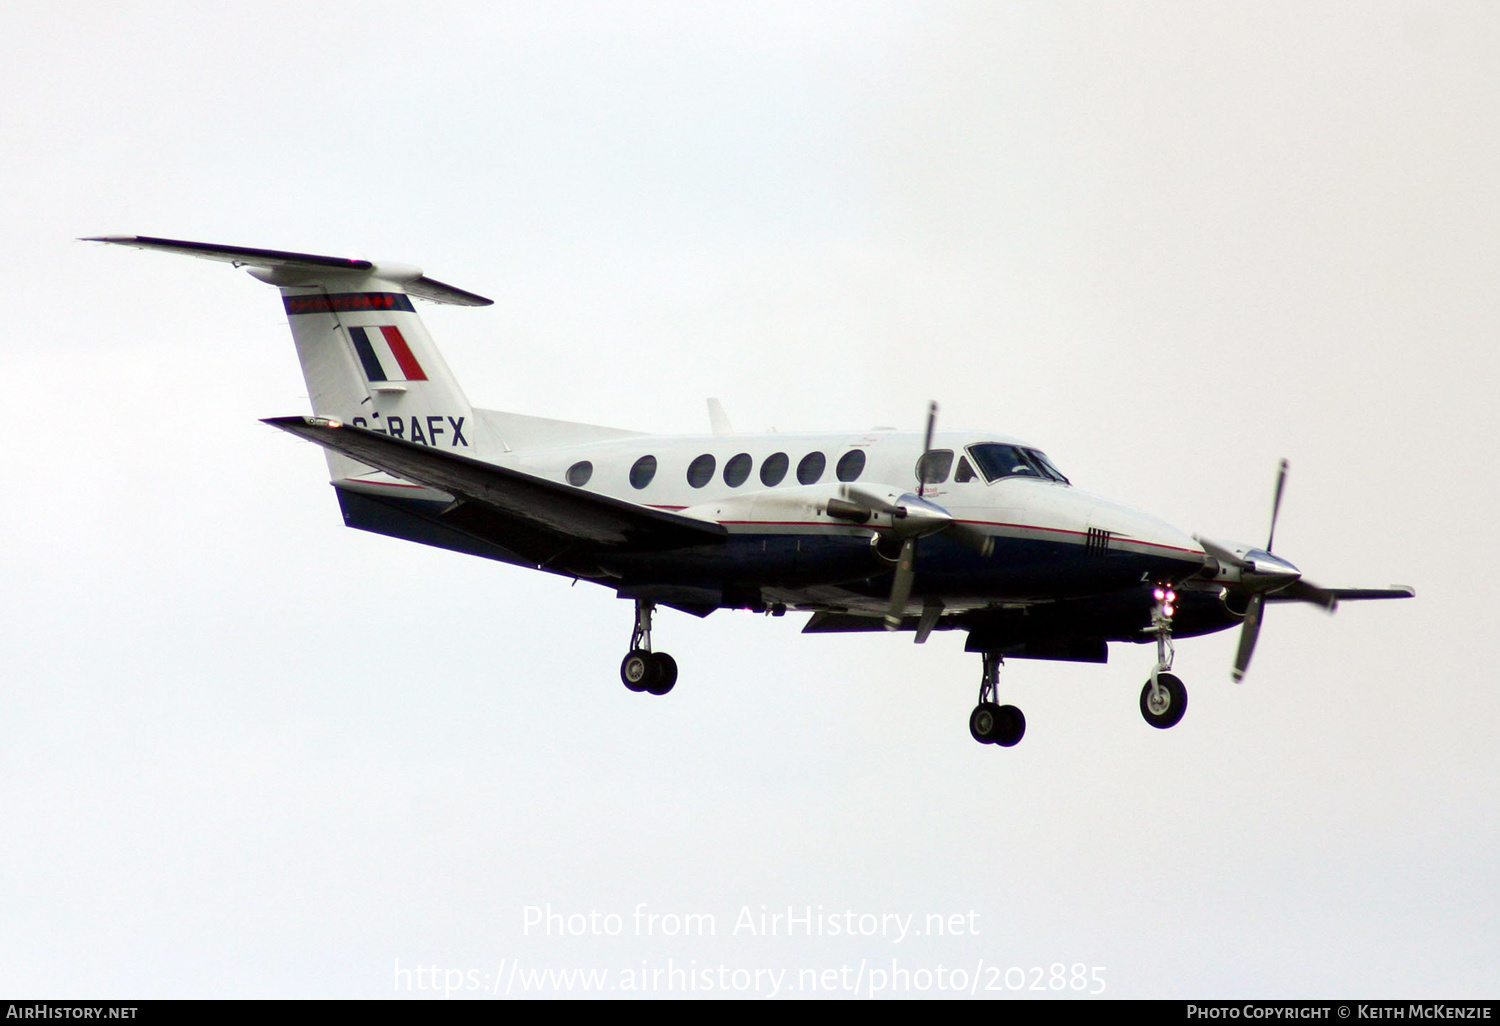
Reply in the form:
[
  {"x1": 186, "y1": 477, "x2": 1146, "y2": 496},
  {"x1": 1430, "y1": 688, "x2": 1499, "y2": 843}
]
[
  {"x1": 724, "y1": 453, "x2": 752, "y2": 487},
  {"x1": 836, "y1": 450, "x2": 866, "y2": 482},
  {"x1": 630, "y1": 455, "x2": 657, "y2": 489},
  {"x1": 686, "y1": 454, "x2": 716, "y2": 488},
  {"x1": 760, "y1": 452, "x2": 789, "y2": 487},
  {"x1": 797, "y1": 451, "x2": 826, "y2": 485}
]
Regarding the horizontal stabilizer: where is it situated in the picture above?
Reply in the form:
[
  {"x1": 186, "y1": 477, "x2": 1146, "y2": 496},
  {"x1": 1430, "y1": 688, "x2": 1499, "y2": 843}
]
[
  {"x1": 83, "y1": 235, "x2": 492, "y2": 306},
  {"x1": 265, "y1": 416, "x2": 726, "y2": 551}
]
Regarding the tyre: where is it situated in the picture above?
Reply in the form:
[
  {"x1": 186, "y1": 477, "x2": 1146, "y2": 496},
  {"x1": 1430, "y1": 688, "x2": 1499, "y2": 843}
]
[
  {"x1": 1140, "y1": 672, "x2": 1188, "y2": 729},
  {"x1": 646, "y1": 653, "x2": 678, "y2": 695},
  {"x1": 621, "y1": 650, "x2": 655, "y2": 692},
  {"x1": 992, "y1": 704, "x2": 1026, "y2": 747},
  {"x1": 969, "y1": 702, "x2": 1002, "y2": 744}
]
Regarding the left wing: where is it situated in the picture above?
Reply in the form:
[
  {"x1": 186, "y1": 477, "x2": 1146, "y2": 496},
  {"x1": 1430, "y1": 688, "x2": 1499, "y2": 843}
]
[{"x1": 265, "y1": 416, "x2": 727, "y2": 551}]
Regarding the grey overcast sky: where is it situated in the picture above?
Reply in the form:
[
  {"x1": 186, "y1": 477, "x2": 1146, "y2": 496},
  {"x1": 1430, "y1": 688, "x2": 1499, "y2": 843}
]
[{"x1": 3, "y1": 0, "x2": 1496, "y2": 999}]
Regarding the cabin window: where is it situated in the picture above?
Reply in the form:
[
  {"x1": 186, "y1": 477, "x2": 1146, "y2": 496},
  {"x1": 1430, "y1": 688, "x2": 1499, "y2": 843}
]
[
  {"x1": 954, "y1": 456, "x2": 976, "y2": 483},
  {"x1": 724, "y1": 452, "x2": 752, "y2": 487},
  {"x1": 916, "y1": 449, "x2": 953, "y2": 487},
  {"x1": 629, "y1": 455, "x2": 657, "y2": 489},
  {"x1": 687, "y1": 453, "x2": 716, "y2": 488},
  {"x1": 761, "y1": 452, "x2": 789, "y2": 486},
  {"x1": 566, "y1": 461, "x2": 593, "y2": 487},
  {"x1": 797, "y1": 451, "x2": 826, "y2": 485},
  {"x1": 836, "y1": 449, "x2": 866, "y2": 482}
]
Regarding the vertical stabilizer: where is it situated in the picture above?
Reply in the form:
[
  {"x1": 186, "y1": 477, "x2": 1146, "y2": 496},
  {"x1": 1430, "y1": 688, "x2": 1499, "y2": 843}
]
[{"x1": 86, "y1": 236, "x2": 500, "y2": 488}]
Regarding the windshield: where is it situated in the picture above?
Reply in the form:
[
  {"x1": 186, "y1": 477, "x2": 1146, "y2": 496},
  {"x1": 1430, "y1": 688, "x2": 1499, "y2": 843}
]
[{"x1": 966, "y1": 443, "x2": 1069, "y2": 485}]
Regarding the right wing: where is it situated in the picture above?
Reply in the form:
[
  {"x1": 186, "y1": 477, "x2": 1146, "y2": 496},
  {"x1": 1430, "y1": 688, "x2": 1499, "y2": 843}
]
[{"x1": 265, "y1": 416, "x2": 727, "y2": 552}]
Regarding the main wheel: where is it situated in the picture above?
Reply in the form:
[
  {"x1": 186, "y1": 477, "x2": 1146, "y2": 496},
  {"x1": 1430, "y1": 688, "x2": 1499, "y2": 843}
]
[
  {"x1": 969, "y1": 702, "x2": 1003, "y2": 744},
  {"x1": 1140, "y1": 672, "x2": 1188, "y2": 729},
  {"x1": 992, "y1": 704, "x2": 1026, "y2": 747},
  {"x1": 621, "y1": 649, "x2": 655, "y2": 692},
  {"x1": 646, "y1": 653, "x2": 678, "y2": 696}
]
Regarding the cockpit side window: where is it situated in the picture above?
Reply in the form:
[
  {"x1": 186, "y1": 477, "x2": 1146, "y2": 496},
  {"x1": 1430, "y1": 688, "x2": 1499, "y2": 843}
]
[
  {"x1": 1023, "y1": 448, "x2": 1069, "y2": 484},
  {"x1": 954, "y1": 456, "x2": 976, "y2": 483},
  {"x1": 916, "y1": 449, "x2": 953, "y2": 488},
  {"x1": 967, "y1": 443, "x2": 1069, "y2": 485}
]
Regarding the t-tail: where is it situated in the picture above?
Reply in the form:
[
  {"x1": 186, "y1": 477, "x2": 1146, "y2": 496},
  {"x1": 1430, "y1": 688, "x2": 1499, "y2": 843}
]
[{"x1": 84, "y1": 235, "x2": 499, "y2": 488}]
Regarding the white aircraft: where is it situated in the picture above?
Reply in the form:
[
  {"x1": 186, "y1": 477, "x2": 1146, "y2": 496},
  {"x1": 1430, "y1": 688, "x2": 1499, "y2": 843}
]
[{"x1": 91, "y1": 236, "x2": 1414, "y2": 747}]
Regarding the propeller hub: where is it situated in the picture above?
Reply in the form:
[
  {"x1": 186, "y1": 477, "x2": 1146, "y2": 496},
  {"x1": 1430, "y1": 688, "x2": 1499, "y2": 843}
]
[
  {"x1": 1242, "y1": 548, "x2": 1302, "y2": 592},
  {"x1": 892, "y1": 493, "x2": 954, "y2": 535}
]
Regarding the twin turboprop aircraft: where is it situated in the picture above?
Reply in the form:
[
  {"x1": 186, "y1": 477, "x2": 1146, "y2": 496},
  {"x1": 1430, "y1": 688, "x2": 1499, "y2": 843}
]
[{"x1": 92, "y1": 235, "x2": 1414, "y2": 747}]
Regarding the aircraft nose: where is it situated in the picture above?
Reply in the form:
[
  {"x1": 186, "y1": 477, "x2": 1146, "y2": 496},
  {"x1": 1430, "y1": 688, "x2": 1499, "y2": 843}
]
[{"x1": 1098, "y1": 503, "x2": 1206, "y2": 576}]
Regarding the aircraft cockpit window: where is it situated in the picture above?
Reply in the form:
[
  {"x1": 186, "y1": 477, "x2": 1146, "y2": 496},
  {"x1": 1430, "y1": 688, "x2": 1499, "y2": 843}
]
[
  {"x1": 797, "y1": 451, "x2": 826, "y2": 485},
  {"x1": 1023, "y1": 448, "x2": 1069, "y2": 484},
  {"x1": 724, "y1": 452, "x2": 752, "y2": 487},
  {"x1": 687, "y1": 453, "x2": 716, "y2": 488},
  {"x1": 566, "y1": 461, "x2": 593, "y2": 487},
  {"x1": 954, "y1": 456, "x2": 976, "y2": 483},
  {"x1": 629, "y1": 455, "x2": 657, "y2": 489},
  {"x1": 761, "y1": 452, "x2": 789, "y2": 486},
  {"x1": 967, "y1": 443, "x2": 1068, "y2": 485},
  {"x1": 916, "y1": 449, "x2": 954, "y2": 487},
  {"x1": 836, "y1": 449, "x2": 866, "y2": 482}
]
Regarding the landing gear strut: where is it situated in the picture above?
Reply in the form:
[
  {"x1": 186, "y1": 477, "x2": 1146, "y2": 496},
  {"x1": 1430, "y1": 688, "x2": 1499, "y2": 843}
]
[
  {"x1": 620, "y1": 600, "x2": 677, "y2": 696},
  {"x1": 969, "y1": 652, "x2": 1025, "y2": 747},
  {"x1": 1140, "y1": 587, "x2": 1187, "y2": 729}
]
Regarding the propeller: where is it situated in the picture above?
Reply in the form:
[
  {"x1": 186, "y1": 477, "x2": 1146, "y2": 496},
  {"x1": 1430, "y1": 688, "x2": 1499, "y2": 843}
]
[
  {"x1": 1198, "y1": 459, "x2": 1342, "y2": 681},
  {"x1": 823, "y1": 402, "x2": 993, "y2": 629},
  {"x1": 918, "y1": 401, "x2": 938, "y2": 498}
]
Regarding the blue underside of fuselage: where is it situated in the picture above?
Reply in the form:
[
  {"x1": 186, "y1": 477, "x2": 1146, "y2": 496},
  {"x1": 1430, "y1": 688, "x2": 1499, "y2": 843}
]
[{"x1": 334, "y1": 487, "x2": 1235, "y2": 645}]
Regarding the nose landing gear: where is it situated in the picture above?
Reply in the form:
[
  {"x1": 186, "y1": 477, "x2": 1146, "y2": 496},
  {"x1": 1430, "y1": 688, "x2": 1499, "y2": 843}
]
[
  {"x1": 1140, "y1": 587, "x2": 1187, "y2": 729},
  {"x1": 969, "y1": 652, "x2": 1025, "y2": 747},
  {"x1": 620, "y1": 600, "x2": 678, "y2": 696}
]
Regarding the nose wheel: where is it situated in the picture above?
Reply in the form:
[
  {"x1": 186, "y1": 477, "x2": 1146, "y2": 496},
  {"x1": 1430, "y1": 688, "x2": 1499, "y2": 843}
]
[
  {"x1": 1140, "y1": 671, "x2": 1186, "y2": 729},
  {"x1": 969, "y1": 653, "x2": 1025, "y2": 746},
  {"x1": 620, "y1": 601, "x2": 677, "y2": 696}
]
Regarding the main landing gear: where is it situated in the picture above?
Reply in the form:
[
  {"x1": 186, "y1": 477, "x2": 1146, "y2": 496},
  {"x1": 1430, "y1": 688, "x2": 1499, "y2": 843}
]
[
  {"x1": 620, "y1": 600, "x2": 677, "y2": 696},
  {"x1": 969, "y1": 652, "x2": 1026, "y2": 747},
  {"x1": 1140, "y1": 586, "x2": 1187, "y2": 729}
]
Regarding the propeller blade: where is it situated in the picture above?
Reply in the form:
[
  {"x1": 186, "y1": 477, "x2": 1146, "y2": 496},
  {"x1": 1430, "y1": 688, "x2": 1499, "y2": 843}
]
[
  {"x1": 1279, "y1": 578, "x2": 1340, "y2": 611},
  {"x1": 1197, "y1": 535, "x2": 1251, "y2": 571},
  {"x1": 1231, "y1": 593, "x2": 1265, "y2": 682},
  {"x1": 884, "y1": 536, "x2": 919, "y2": 630},
  {"x1": 841, "y1": 484, "x2": 907, "y2": 519},
  {"x1": 1266, "y1": 458, "x2": 1289, "y2": 552},
  {"x1": 919, "y1": 401, "x2": 938, "y2": 498}
]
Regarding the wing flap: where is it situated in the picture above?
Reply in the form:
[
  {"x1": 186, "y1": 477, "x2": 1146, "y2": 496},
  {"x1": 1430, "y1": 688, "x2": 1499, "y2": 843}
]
[{"x1": 265, "y1": 416, "x2": 726, "y2": 550}]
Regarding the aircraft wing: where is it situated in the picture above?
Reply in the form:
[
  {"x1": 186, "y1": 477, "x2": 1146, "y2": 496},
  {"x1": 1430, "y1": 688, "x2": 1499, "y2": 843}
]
[
  {"x1": 264, "y1": 416, "x2": 727, "y2": 551},
  {"x1": 1266, "y1": 584, "x2": 1415, "y2": 607}
]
